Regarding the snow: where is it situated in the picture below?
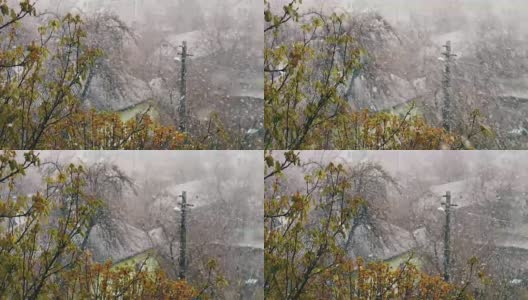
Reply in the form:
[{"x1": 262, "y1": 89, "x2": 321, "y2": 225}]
[
  {"x1": 246, "y1": 128, "x2": 259, "y2": 135},
  {"x1": 509, "y1": 128, "x2": 528, "y2": 136}
]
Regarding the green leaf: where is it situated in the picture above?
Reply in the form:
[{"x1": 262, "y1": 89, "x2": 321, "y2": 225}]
[{"x1": 0, "y1": 4, "x2": 9, "y2": 16}]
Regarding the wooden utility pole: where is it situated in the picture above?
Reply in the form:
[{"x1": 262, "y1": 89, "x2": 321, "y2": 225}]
[
  {"x1": 178, "y1": 41, "x2": 192, "y2": 133},
  {"x1": 441, "y1": 191, "x2": 457, "y2": 282},
  {"x1": 442, "y1": 41, "x2": 457, "y2": 132},
  {"x1": 178, "y1": 191, "x2": 193, "y2": 279}
]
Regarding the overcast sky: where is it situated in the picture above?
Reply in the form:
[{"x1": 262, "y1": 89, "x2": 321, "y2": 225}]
[
  {"x1": 36, "y1": 150, "x2": 262, "y2": 182},
  {"x1": 290, "y1": 150, "x2": 528, "y2": 183},
  {"x1": 303, "y1": 0, "x2": 528, "y2": 15},
  {"x1": 295, "y1": 0, "x2": 528, "y2": 30}
]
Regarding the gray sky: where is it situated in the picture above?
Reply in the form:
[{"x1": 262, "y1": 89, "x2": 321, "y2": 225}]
[
  {"x1": 304, "y1": 0, "x2": 528, "y2": 16},
  {"x1": 37, "y1": 150, "x2": 263, "y2": 182},
  {"x1": 297, "y1": 0, "x2": 528, "y2": 32},
  {"x1": 292, "y1": 150, "x2": 528, "y2": 183}
]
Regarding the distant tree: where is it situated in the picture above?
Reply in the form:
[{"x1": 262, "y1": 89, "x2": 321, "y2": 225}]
[
  {"x1": 80, "y1": 12, "x2": 136, "y2": 104},
  {"x1": 41, "y1": 160, "x2": 137, "y2": 251}
]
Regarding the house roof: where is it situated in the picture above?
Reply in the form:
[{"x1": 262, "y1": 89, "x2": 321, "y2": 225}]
[
  {"x1": 415, "y1": 178, "x2": 483, "y2": 212},
  {"x1": 86, "y1": 219, "x2": 154, "y2": 263},
  {"x1": 497, "y1": 76, "x2": 528, "y2": 100},
  {"x1": 149, "y1": 178, "x2": 248, "y2": 215},
  {"x1": 162, "y1": 30, "x2": 215, "y2": 59},
  {"x1": 150, "y1": 179, "x2": 215, "y2": 212},
  {"x1": 346, "y1": 220, "x2": 417, "y2": 261}
]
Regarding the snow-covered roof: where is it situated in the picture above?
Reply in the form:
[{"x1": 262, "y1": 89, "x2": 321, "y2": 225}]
[
  {"x1": 497, "y1": 76, "x2": 528, "y2": 100},
  {"x1": 229, "y1": 228, "x2": 264, "y2": 249},
  {"x1": 151, "y1": 179, "x2": 213, "y2": 209},
  {"x1": 163, "y1": 30, "x2": 214, "y2": 58},
  {"x1": 230, "y1": 74, "x2": 264, "y2": 99},
  {"x1": 86, "y1": 219, "x2": 154, "y2": 263},
  {"x1": 493, "y1": 224, "x2": 528, "y2": 251},
  {"x1": 147, "y1": 227, "x2": 166, "y2": 246},
  {"x1": 150, "y1": 178, "x2": 244, "y2": 213},
  {"x1": 416, "y1": 178, "x2": 482, "y2": 211},
  {"x1": 346, "y1": 220, "x2": 417, "y2": 261},
  {"x1": 84, "y1": 69, "x2": 151, "y2": 111},
  {"x1": 431, "y1": 30, "x2": 470, "y2": 56}
]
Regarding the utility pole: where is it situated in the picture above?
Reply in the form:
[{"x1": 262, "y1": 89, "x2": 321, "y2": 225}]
[
  {"x1": 178, "y1": 41, "x2": 192, "y2": 133},
  {"x1": 442, "y1": 41, "x2": 457, "y2": 132},
  {"x1": 178, "y1": 191, "x2": 193, "y2": 280},
  {"x1": 441, "y1": 191, "x2": 457, "y2": 282}
]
